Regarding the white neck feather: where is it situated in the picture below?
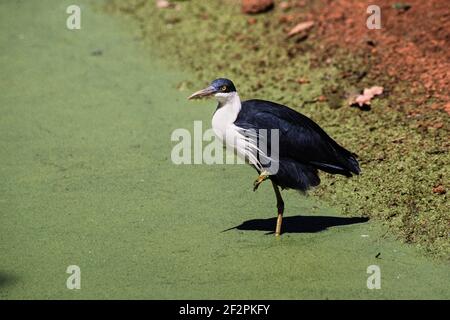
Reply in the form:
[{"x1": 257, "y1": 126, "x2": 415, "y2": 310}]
[{"x1": 211, "y1": 92, "x2": 241, "y2": 141}]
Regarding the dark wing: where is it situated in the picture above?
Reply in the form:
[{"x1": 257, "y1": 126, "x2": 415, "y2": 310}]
[{"x1": 235, "y1": 99, "x2": 360, "y2": 190}]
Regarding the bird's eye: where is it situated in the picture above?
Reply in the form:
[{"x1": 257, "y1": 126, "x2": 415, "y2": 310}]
[{"x1": 221, "y1": 86, "x2": 227, "y2": 92}]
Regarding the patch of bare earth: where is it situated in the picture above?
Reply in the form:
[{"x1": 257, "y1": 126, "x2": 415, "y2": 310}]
[{"x1": 305, "y1": 0, "x2": 449, "y2": 114}]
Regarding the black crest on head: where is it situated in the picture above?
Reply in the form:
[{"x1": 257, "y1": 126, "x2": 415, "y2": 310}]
[{"x1": 211, "y1": 78, "x2": 237, "y2": 93}]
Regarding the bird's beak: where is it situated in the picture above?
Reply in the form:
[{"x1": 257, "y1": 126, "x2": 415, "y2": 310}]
[{"x1": 188, "y1": 86, "x2": 217, "y2": 100}]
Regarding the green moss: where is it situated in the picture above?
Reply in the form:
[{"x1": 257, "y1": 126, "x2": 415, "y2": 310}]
[{"x1": 107, "y1": 0, "x2": 449, "y2": 259}]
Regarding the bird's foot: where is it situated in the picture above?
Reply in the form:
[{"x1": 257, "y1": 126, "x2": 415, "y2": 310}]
[{"x1": 253, "y1": 171, "x2": 270, "y2": 192}]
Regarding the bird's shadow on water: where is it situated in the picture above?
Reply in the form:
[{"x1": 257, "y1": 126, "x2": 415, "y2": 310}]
[{"x1": 224, "y1": 215, "x2": 369, "y2": 235}]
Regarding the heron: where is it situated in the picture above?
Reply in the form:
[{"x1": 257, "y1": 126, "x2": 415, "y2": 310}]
[{"x1": 188, "y1": 78, "x2": 360, "y2": 236}]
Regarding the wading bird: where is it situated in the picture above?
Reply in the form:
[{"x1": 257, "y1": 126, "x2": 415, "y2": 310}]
[{"x1": 188, "y1": 78, "x2": 360, "y2": 236}]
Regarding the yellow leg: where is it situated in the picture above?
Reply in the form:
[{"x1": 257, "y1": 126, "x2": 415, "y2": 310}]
[
  {"x1": 275, "y1": 213, "x2": 283, "y2": 236},
  {"x1": 272, "y1": 181, "x2": 284, "y2": 236}
]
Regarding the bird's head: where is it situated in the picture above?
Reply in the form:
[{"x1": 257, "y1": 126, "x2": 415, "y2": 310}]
[{"x1": 188, "y1": 78, "x2": 237, "y2": 104}]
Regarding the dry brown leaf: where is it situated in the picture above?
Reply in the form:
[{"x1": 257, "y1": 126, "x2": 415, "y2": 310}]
[
  {"x1": 431, "y1": 122, "x2": 444, "y2": 129},
  {"x1": 280, "y1": 2, "x2": 290, "y2": 10},
  {"x1": 296, "y1": 77, "x2": 310, "y2": 84},
  {"x1": 349, "y1": 86, "x2": 384, "y2": 107},
  {"x1": 432, "y1": 185, "x2": 446, "y2": 195},
  {"x1": 287, "y1": 21, "x2": 314, "y2": 37},
  {"x1": 156, "y1": 0, "x2": 172, "y2": 9},
  {"x1": 242, "y1": 0, "x2": 274, "y2": 14},
  {"x1": 445, "y1": 102, "x2": 450, "y2": 115},
  {"x1": 247, "y1": 18, "x2": 257, "y2": 25},
  {"x1": 366, "y1": 86, "x2": 383, "y2": 96}
]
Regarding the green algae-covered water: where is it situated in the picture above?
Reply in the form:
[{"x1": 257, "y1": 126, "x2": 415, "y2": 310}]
[{"x1": 0, "y1": 0, "x2": 448, "y2": 299}]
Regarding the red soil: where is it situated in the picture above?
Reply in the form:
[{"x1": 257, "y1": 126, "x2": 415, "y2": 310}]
[{"x1": 286, "y1": 0, "x2": 450, "y2": 114}]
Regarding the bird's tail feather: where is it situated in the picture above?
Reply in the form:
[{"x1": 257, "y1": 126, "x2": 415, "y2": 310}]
[
  {"x1": 336, "y1": 146, "x2": 361, "y2": 176},
  {"x1": 320, "y1": 143, "x2": 361, "y2": 177},
  {"x1": 310, "y1": 152, "x2": 360, "y2": 177},
  {"x1": 347, "y1": 153, "x2": 361, "y2": 175}
]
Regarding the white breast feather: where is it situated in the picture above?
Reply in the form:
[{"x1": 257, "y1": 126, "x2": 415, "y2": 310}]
[{"x1": 211, "y1": 93, "x2": 266, "y2": 171}]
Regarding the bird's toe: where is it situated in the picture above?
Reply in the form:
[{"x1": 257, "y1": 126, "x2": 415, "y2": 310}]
[{"x1": 253, "y1": 172, "x2": 270, "y2": 191}]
